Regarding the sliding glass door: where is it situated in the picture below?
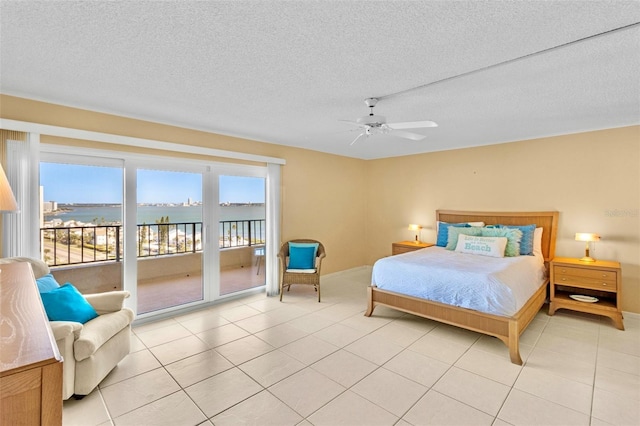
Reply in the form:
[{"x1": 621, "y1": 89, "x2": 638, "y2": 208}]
[
  {"x1": 136, "y1": 168, "x2": 204, "y2": 314},
  {"x1": 218, "y1": 174, "x2": 266, "y2": 296},
  {"x1": 38, "y1": 154, "x2": 126, "y2": 304}
]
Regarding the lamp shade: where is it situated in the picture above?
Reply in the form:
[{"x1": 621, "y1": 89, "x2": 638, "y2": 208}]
[
  {"x1": 575, "y1": 233, "x2": 600, "y2": 242},
  {"x1": 408, "y1": 224, "x2": 422, "y2": 231},
  {"x1": 0, "y1": 164, "x2": 19, "y2": 212}
]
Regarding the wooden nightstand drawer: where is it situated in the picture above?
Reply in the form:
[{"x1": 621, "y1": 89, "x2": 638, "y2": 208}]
[
  {"x1": 553, "y1": 265, "x2": 617, "y2": 282},
  {"x1": 553, "y1": 273, "x2": 617, "y2": 292},
  {"x1": 392, "y1": 241, "x2": 434, "y2": 255},
  {"x1": 393, "y1": 246, "x2": 419, "y2": 255}
]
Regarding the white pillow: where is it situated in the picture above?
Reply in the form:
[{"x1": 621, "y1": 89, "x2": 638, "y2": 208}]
[
  {"x1": 455, "y1": 234, "x2": 507, "y2": 258},
  {"x1": 533, "y1": 227, "x2": 544, "y2": 258}
]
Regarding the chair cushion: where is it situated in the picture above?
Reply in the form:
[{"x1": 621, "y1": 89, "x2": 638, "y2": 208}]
[
  {"x1": 40, "y1": 283, "x2": 99, "y2": 324},
  {"x1": 73, "y1": 308, "x2": 135, "y2": 361}
]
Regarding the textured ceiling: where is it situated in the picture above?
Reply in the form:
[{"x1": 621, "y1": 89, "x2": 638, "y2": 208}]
[{"x1": 1, "y1": 1, "x2": 639, "y2": 160}]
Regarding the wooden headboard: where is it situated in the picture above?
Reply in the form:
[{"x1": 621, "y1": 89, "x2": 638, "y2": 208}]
[{"x1": 436, "y1": 210, "x2": 559, "y2": 262}]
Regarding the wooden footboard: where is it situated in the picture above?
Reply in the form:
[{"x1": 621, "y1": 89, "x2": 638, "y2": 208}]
[{"x1": 365, "y1": 281, "x2": 547, "y2": 365}]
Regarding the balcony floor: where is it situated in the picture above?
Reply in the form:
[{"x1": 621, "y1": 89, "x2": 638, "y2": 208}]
[{"x1": 137, "y1": 263, "x2": 265, "y2": 314}]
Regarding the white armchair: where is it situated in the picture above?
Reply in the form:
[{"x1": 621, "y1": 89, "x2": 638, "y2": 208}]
[{"x1": 0, "y1": 257, "x2": 135, "y2": 399}]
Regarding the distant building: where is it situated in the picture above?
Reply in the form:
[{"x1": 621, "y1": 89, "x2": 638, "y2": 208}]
[
  {"x1": 42, "y1": 201, "x2": 58, "y2": 213},
  {"x1": 92, "y1": 235, "x2": 107, "y2": 245}
]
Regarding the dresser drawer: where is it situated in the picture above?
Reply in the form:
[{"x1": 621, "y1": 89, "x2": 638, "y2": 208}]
[
  {"x1": 554, "y1": 265, "x2": 617, "y2": 281},
  {"x1": 553, "y1": 273, "x2": 617, "y2": 292}
]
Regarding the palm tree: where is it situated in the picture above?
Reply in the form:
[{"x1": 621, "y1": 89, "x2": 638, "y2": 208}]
[
  {"x1": 156, "y1": 216, "x2": 170, "y2": 254},
  {"x1": 139, "y1": 222, "x2": 149, "y2": 256}
]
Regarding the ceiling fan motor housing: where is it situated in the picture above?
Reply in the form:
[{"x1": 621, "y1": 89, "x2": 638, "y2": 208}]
[{"x1": 357, "y1": 114, "x2": 386, "y2": 127}]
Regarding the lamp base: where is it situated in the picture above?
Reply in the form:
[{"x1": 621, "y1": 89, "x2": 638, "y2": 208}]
[{"x1": 579, "y1": 256, "x2": 596, "y2": 262}]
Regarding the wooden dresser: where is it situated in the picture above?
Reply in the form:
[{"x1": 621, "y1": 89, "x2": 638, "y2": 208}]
[{"x1": 1, "y1": 261, "x2": 63, "y2": 425}]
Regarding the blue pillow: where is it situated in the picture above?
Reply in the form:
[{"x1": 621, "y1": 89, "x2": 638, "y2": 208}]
[
  {"x1": 289, "y1": 242, "x2": 319, "y2": 260},
  {"x1": 288, "y1": 245, "x2": 317, "y2": 269},
  {"x1": 40, "y1": 283, "x2": 98, "y2": 324},
  {"x1": 289, "y1": 242, "x2": 319, "y2": 252},
  {"x1": 36, "y1": 273, "x2": 61, "y2": 293},
  {"x1": 436, "y1": 222, "x2": 470, "y2": 247},
  {"x1": 502, "y1": 224, "x2": 536, "y2": 256}
]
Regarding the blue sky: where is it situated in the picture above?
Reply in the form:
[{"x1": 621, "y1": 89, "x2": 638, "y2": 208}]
[{"x1": 40, "y1": 163, "x2": 265, "y2": 204}]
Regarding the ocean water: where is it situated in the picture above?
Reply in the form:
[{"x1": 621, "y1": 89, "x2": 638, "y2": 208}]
[{"x1": 44, "y1": 205, "x2": 264, "y2": 224}]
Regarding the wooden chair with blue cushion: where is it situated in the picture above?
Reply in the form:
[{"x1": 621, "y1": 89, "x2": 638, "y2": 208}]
[{"x1": 277, "y1": 239, "x2": 326, "y2": 302}]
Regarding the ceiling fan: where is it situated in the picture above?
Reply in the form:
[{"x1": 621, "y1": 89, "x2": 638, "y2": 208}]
[{"x1": 341, "y1": 98, "x2": 438, "y2": 145}]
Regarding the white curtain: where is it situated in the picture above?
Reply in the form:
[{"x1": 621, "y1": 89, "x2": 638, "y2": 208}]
[
  {"x1": 265, "y1": 163, "x2": 281, "y2": 296},
  {"x1": 3, "y1": 133, "x2": 40, "y2": 258}
]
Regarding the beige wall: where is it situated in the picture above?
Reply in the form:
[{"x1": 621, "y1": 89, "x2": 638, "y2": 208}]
[
  {"x1": 2, "y1": 95, "x2": 638, "y2": 313},
  {"x1": 367, "y1": 127, "x2": 640, "y2": 313}
]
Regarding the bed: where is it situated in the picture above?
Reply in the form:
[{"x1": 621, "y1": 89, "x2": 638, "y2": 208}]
[{"x1": 365, "y1": 210, "x2": 559, "y2": 365}]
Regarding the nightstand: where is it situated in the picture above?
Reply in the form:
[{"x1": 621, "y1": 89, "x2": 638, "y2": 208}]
[
  {"x1": 392, "y1": 241, "x2": 434, "y2": 255},
  {"x1": 549, "y1": 257, "x2": 623, "y2": 330}
]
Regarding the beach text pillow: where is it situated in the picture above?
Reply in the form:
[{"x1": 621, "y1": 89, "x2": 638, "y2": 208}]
[{"x1": 455, "y1": 235, "x2": 508, "y2": 258}]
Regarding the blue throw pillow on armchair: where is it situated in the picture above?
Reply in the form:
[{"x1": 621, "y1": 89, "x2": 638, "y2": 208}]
[
  {"x1": 40, "y1": 283, "x2": 98, "y2": 324},
  {"x1": 288, "y1": 245, "x2": 317, "y2": 269}
]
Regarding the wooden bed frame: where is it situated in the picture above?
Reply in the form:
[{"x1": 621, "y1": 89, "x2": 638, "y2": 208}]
[{"x1": 365, "y1": 210, "x2": 559, "y2": 365}]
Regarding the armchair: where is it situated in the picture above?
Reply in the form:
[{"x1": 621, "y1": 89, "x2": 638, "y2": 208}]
[
  {"x1": 277, "y1": 239, "x2": 326, "y2": 302},
  {"x1": 0, "y1": 257, "x2": 134, "y2": 399}
]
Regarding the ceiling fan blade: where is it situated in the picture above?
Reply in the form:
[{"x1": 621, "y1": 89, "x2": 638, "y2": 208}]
[
  {"x1": 389, "y1": 129, "x2": 426, "y2": 141},
  {"x1": 350, "y1": 133, "x2": 366, "y2": 146},
  {"x1": 387, "y1": 120, "x2": 438, "y2": 130}
]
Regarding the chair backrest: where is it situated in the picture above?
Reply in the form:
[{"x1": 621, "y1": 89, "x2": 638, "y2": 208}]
[
  {"x1": 0, "y1": 257, "x2": 50, "y2": 279},
  {"x1": 279, "y1": 239, "x2": 326, "y2": 259}
]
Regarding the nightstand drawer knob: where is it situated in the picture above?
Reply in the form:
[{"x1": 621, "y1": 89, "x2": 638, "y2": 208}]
[
  {"x1": 602, "y1": 283, "x2": 607, "y2": 286},
  {"x1": 561, "y1": 278, "x2": 566, "y2": 281}
]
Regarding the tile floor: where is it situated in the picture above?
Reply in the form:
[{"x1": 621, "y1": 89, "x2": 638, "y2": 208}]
[{"x1": 63, "y1": 267, "x2": 640, "y2": 426}]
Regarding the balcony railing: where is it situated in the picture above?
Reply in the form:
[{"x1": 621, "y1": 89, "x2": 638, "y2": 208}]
[{"x1": 41, "y1": 219, "x2": 265, "y2": 267}]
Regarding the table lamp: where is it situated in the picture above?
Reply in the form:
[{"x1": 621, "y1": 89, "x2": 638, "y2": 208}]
[
  {"x1": 575, "y1": 233, "x2": 600, "y2": 262},
  {"x1": 408, "y1": 224, "x2": 422, "y2": 243},
  {"x1": 0, "y1": 164, "x2": 19, "y2": 213},
  {"x1": 0, "y1": 163, "x2": 19, "y2": 273}
]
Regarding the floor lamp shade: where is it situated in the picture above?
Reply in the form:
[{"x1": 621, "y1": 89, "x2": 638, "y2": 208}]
[{"x1": 0, "y1": 164, "x2": 19, "y2": 212}]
